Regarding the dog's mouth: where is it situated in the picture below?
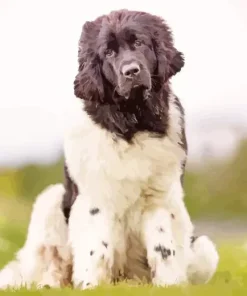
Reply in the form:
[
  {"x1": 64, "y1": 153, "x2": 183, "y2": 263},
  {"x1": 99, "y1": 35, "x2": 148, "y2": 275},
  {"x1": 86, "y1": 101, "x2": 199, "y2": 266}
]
[
  {"x1": 117, "y1": 80, "x2": 151, "y2": 100},
  {"x1": 116, "y1": 85, "x2": 149, "y2": 100}
]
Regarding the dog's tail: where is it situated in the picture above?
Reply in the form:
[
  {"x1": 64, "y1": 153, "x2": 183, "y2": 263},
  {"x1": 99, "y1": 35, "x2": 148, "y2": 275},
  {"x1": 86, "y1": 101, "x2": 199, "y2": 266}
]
[
  {"x1": 0, "y1": 184, "x2": 72, "y2": 290},
  {"x1": 187, "y1": 235, "x2": 219, "y2": 285}
]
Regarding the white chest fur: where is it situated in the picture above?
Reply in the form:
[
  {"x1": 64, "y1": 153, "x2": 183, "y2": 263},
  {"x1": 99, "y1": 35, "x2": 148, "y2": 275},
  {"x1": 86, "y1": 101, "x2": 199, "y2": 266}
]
[{"x1": 63, "y1": 96, "x2": 185, "y2": 214}]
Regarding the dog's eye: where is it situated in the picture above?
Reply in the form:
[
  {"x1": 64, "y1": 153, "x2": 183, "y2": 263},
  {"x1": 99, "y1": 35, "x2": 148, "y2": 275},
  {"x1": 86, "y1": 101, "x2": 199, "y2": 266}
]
[
  {"x1": 134, "y1": 39, "x2": 142, "y2": 47},
  {"x1": 105, "y1": 49, "x2": 115, "y2": 57}
]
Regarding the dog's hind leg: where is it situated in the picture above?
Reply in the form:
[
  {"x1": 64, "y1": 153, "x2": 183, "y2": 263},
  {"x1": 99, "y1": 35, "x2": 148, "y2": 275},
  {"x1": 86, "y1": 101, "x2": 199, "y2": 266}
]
[
  {"x1": 187, "y1": 235, "x2": 219, "y2": 285},
  {"x1": 0, "y1": 260, "x2": 23, "y2": 290},
  {"x1": 0, "y1": 184, "x2": 72, "y2": 290}
]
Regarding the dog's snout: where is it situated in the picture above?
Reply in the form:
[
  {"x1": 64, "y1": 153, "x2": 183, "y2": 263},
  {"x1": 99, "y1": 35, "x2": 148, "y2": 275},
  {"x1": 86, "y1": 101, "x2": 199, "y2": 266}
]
[{"x1": 122, "y1": 63, "x2": 140, "y2": 78}]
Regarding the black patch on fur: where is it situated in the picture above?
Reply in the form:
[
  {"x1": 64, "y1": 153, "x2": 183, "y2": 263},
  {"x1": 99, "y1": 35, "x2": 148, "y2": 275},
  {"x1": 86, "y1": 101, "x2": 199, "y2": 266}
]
[
  {"x1": 171, "y1": 213, "x2": 175, "y2": 219},
  {"x1": 191, "y1": 236, "x2": 198, "y2": 245},
  {"x1": 173, "y1": 96, "x2": 188, "y2": 185},
  {"x1": 158, "y1": 227, "x2": 164, "y2": 232},
  {"x1": 86, "y1": 283, "x2": 90, "y2": 286},
  {"x1": 154, "y1": 245, "x2": 172, "y2": 259},
  {"x1": 102, "y1": 241, "x2": 108, "y2": 248},
  {"x1": 62, "y1": 163, "x2": 78, "y2": 224},
  {"x1": 90, "y1": 250, "x2": 94, "y2": 256},
  {"x1": 90, "y1": 208, "x2": 100, "y2": 215}
]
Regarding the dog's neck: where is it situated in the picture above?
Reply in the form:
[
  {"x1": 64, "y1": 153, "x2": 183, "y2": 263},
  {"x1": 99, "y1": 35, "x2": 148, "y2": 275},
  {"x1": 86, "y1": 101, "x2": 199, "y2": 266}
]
[{"x1": 83, "y1": 85, "x2": 170, "y2": 142}]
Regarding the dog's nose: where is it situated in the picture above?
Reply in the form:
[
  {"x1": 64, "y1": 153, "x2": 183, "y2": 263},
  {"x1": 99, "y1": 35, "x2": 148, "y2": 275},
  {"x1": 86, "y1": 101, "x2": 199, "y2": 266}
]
[{"x1": 122, "y1": 63, "x2": 140, "y2": 78}]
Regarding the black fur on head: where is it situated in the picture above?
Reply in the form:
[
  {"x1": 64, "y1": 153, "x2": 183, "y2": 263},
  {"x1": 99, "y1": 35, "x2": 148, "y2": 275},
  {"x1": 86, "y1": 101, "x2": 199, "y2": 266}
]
[{"x1": 74, "y1": 9, "x2": 184, "y2": 103}]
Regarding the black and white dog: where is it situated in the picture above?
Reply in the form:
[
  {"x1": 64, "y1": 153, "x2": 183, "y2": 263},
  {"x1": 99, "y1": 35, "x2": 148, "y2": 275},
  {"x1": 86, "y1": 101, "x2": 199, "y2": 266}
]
[{"x1": 0, "y1": 9, "x2": 219, "y2": 290}]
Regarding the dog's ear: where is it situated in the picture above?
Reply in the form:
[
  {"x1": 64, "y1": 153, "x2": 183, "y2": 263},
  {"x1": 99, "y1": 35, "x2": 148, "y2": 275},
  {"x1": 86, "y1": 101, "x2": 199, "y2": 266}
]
[
  {"x1": 74, "y1": 21, "x2": 104, "y2": 101},
  {"x1": 154, "y1": 41, "x2": 185, "y2": 82},
  {"x1": 149, "y1": 14, "x2": 185, "y2": 83},
  {"x1": 166, "y1": 50, "x2": 185, "y2": 80},
  {"x1": 74, "y1": 54, "x2": 104, "y2": 101}
]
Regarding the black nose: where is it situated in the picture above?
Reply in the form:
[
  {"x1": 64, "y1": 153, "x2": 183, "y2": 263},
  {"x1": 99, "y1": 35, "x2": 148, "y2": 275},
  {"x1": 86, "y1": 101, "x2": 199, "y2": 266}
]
[{"x1": 122, "y1": 62, "x2": 140, "y2": 78}]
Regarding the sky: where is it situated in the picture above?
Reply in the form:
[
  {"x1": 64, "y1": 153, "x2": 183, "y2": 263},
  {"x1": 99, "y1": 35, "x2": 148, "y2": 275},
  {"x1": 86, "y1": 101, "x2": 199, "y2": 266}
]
[{"x1": 0, "y1": 0, "x2": 247, "y2": 167}]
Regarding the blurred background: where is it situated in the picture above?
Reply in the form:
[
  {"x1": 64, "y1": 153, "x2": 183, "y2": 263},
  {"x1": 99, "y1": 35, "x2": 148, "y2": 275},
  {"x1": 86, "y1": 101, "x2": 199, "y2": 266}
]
[{"x1": 0, "y1": 0, "x2": 247, "y2": 269}]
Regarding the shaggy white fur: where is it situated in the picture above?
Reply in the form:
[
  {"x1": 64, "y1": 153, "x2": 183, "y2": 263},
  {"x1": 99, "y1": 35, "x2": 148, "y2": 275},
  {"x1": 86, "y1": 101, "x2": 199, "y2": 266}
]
[{"x1": 0, "y1": 184, "x2": 72, "y2": 290}]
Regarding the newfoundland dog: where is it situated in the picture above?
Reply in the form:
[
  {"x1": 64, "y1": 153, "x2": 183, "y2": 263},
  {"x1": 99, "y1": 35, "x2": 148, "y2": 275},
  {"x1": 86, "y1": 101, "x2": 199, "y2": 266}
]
[{"x1": 0, "y1": 9, "x2": 219, "y2": 290}]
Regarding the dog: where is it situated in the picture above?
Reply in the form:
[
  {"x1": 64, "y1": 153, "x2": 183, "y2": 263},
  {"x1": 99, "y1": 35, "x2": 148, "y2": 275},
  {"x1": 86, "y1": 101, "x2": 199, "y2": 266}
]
[
  {"x1": 62, "y1": 9, "x2": 219, "y2": 289},
  {"x1": 0, "y1": 9, "x2": 219, "y2": 290}
]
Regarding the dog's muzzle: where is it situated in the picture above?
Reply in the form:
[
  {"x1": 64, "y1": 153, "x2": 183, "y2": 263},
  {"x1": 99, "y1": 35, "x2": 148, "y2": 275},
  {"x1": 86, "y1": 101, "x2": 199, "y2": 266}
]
[{"x1": 117, "y1": 61, "x2": 151, "y2": 98}]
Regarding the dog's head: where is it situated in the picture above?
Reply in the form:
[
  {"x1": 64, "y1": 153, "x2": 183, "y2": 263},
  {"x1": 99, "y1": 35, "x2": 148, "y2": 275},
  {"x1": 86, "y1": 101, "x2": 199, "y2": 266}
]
[{"x1": 74, "y1": 10, "x2": 184, "y2": 102}]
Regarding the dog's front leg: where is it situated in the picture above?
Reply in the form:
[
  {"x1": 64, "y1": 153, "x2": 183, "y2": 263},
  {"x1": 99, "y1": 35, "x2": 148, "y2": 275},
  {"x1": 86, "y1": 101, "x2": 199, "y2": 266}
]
[
  {"x1": 69, "y1": 195, "x2": 115, "y2": 290},
  {"x1": 142, "y1": 208, "x2": 186, "y2": 286}
]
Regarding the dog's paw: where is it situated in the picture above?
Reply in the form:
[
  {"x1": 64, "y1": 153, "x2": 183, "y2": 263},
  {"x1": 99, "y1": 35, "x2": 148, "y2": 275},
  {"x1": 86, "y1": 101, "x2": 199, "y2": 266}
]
[
  {"x1": 188, "y1": 235, "x2": 219, "y2": 284},
  {"x1": 73, "y1": 241, "x2": 113, "y2": 290},
  {"x1": 152, "y1": 262, "x2": 187, "y2": 287},
  {"x1": 149, "y1": 243, "x2": 186, "y2": 286}
]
